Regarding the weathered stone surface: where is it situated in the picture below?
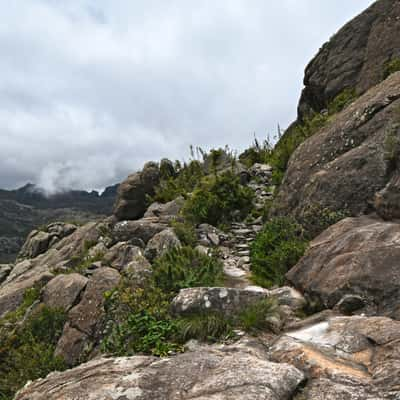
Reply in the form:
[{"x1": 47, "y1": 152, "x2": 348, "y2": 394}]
[
  {"x1": 54, "y1": 323, "x2": 89, "y2": 367},
  {"x1": 0, "y1": 263, "x2": 53, "y2": 317},
  {"x1": 144, "y1": 197, "x2": 184, "y2": 220},
  {"x1": 103, "y1": 242, "x2": 143, "y2": 270},
  {"x1": 374, "y1": 171, "x2": 400, "y2": 220},
  {"x1": 286, "y1": 216, "x2": 400, "y2": 319},
  {"x1": 113, "y1": 162, "x2": 160, "y2": 221},
  {"x1": 67, "y1": 267, "x2": 120, "y2": 337},
  {"x1": 0, "y1": 222, "x2": 104, "y2": 316},
  {"x1": 112, "y1": 218, "x2": 166, "y2": 244},
  {"x1": 55, "y1": 267, "x2": 121, "y2": 366},
  {"x1": 268, "y1": 286, "x2": 306, "y2": 311},
  {"x1": 0, "y1": 264, "x2": 13, "y2": 284},
  {"x1": 273, "y1": 72, "x2": 400, "y2": 220},
  {"x1": 144, "y1": 228, "x2": 181, "y2": 261},
  {"x1": 296, "y1": 0, "x2": 400, "y2": 120},
  {"x1": 171, "y1": 287, "x2": 269, "y2": 317},
  {"x1": 18, "y1": 222, "x2": 77, "y2": 260},
  {"x1": 269, "y1": 316, "x2": 400, "y2": 399},
  {"x1": 16, "y1": 341, "x2": 304, "y2": 400},
  {"x1": 42, "y1": 273, "x2": 88, "y2": 311}
]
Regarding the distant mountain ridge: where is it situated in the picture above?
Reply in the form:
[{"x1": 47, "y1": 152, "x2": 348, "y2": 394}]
[
  {"x1": 0, "y1": 183, "x2": 119, "y2": 263},
  {"x1": 0, "y1": 182, "x2": 119, "y2": 214}
]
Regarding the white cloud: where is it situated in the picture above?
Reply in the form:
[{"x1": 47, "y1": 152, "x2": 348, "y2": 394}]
[{"x1": 0, "y1": 0, "x2": 374, "y2": 191}]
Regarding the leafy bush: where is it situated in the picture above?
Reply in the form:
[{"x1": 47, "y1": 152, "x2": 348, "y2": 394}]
[
  {"x1": 182, "y1": 171, "x2": 254, "y2": 226},
  {"x1": 298, "y1": 203, "x2": 350, "y2": 239},
  {"x1": 101, "y1": 277, "x2": 181, "y2": 357},
  {"x1": 383, "y1": 57, "x2": 400, "y2": 80},
  {"x1": 176, "y1": 312, "x2": 233, "y2": 342},
  {"x1": 242, "y1": 89, "x2": 358, "y2": 187},
  {"x1": 171, "y1": 220, "x2": 198, "y2": 247},
  {"x1": 152, "y1": 246, "x2": 224, "y2": 294},
  {"x1": 237, "y1": 298, "x2": 279, "y2": 332},
  {"x1": 175, "y1": 297, "x2": 280, "y2": 342},
  {"x1": 152, "y1": 160, "x2": 205, "y2": 203},
  {"x1": 250, "y1": 217, "x2": 308, "y2": 288},
  {"x1": 0, "y1": 304, "x2": 67, "y2": 400},
  {"x1": 101, "y1": 310, "x2": 181, "y2": 357}
]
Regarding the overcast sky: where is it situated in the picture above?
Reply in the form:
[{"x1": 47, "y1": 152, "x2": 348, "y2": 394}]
[{"x1": 1, "y1": 0, "x2": 374, "y2": 192}]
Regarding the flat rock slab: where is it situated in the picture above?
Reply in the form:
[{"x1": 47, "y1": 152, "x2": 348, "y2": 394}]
[
  {"x1": 16, "y1": 342, "x2": 304, "y2": 400},
  {"x1": 270, "y1": 315, "x2": 400, "y2": 398}
]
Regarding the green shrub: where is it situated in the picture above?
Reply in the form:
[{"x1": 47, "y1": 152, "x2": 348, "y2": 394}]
[
  {"x1": 239, "y1": 138, "x2": 274, "y2": 168},
  {"x1": 102, "y1": 277, "x2": 182, "y2": 357},
  {"x1": 264, "y1": 89, "x2": 357, "y2": 186},
  {"x1": 182, "y1": 171, "x2": 254, "y2": 226},
  {"x1": 152, "y1": 246, "x2": 224, "y2": 294},
  {"x1": 171, "y1": 220, "x2": 198, "y2": 247},
  {"x1": 101, "y1": 310, "x2": 181, "y2": 357},
  {"x1": 152, "y1": 159, "x2": 205, "y2": 203},
  {"x1": 176, "y1": 312, "x2": 234, "y2": 342},
  {"x1": 298, "y1": 203, "x2": 350, "y2": 239},
  {"x1": 383, "y1": 57, "x2": 400, "y2": 79},
  {"x1": 250, "y1": 217, "x2": 308, "y2": 288},
  {"x1": 237, "y1": 298, "x2": 279, "y2": 332},
  {"x1": 0, "y1": 305, "x2": 67, "y2": 400}
]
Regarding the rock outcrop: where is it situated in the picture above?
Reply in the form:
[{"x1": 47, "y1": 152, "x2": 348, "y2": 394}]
[
  {"x1": 113, "y1": 162, "x2": 160, "y2": 221},
  {"x1": 270, "y1": 315, "x2": 400, "y2": 399},
  {"x1": 15, "y1": 340, "x2": 305, "y2": 400},
  {"x1": 297, "y1": 0, "x2": 400, "y2": 119},
  {"x1": 273, "y1": 72, "x2": 400, "y2": 219},
  {"x1": 286, "y1": 215, "x2": 400, "y2": 319}
]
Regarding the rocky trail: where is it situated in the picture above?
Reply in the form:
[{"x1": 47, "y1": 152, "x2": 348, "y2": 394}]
[{"x1": 197, "y1": 163, "x2": 273, "y2": 289}]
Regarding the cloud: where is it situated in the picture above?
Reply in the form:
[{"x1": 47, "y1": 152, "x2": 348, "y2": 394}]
[{"x1": 0, "y1": 0, "x2": 374, "y2": 192}]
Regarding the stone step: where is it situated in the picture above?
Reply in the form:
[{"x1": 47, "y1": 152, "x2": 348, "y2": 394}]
[{"x1": 236, "y1": 250, "x2": 250, "y2": 256}]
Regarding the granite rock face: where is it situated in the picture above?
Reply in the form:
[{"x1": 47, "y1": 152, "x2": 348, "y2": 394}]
[
  {"x1": 270, "y1": 315, "x2": 400, "y2": 399},
  {"x1": 15, "y1": 341, "x2": 305, "y2": 400},
  {"x1": 113, "y1": 162, "x2": 160, "y2": 221},
  {"x1": 286, "y1": 215, "x2": 400, "y2": 319},
  {"x1": 273, "y1": 72, "x2": 400, "y2": 219},
  {"x1": 297, "y1": 0, "x2": 400, "y2": 119}
]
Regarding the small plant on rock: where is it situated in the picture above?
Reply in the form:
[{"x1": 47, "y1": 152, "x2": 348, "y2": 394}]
[
  {"x1": 182, "y1": 171, "x2": 254, "y2": 227},
  {"x1": 237, "y1": 297, "x2": 279, "y2": 333},
  {"x1": 250, "y1": 217, "x2": 308, "y2": 288},
  {"x1": 152, "y1": 246, "x2": 224, "y2": 294},
  {"x1": 175, "y1": 312, "x2": 234, "y2": 343}
]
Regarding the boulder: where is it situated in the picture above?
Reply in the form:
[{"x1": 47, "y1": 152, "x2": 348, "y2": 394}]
[
  {"x1": 0, "y1": 264, "x2": 53, "y2": 317},
  {"x1": 55, "y1": 323, "x2": 90, "y2": 367},
  {"x1": 171, "y1": 287, "x2": 269, "y2": 317},
  {"x1": 42, "y1": 273, "x2": 88, "y2": 311},
  {"x1": 102, "y1": 242, "x2": 144, "y2": 270},
  {"x1": 113, "y1": 162, "x2": 160, "y2": 221},
  {"x1": 268, "y1": 286, "x2": 306, "y2": 311},
  {"x1": 286, "y1": 216, "x2": 400, "y2": 319},
  {"x1": 18, "y1": 222, "x2": 77, "y2": 259},
  {"x1": 0, "y1": 222, "x2": 104, "y2": 316},
  {"x1": 144, "y1": 228, "x2": 181, "y2": 261},
  {"x1": 123, "y1": 255, "x2": 152, "y2": 282},
  {"x1": 66, "y1": 267, "x2": 120, "y2": 337},
  {"x1": 269, "y1": 315, "x2": 400, "y2": 399},
  {"x1": 144, "y1": 197, "x2": 184, "y2": 220},
  {"x1": 296, "y1": 0, "x2": 400, "y2": 120},
  {"x1": 112, "y1": 218, "x2": 166, "y2": 244},
  {"x1": 16, "y1": 341, "x2": 304, "y2": 400},
  {"x1": 273, "y1": 72, "x2": 400, "y2": 219},
  {"x1": 55, "y1": 267, "x2": 121, "y2": 366},
  {"x1": 0, "y1": 264, "x2": 13, "y2": 284}
]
